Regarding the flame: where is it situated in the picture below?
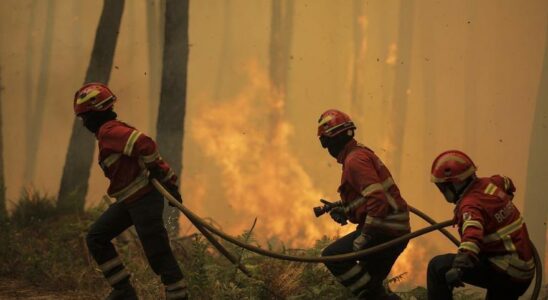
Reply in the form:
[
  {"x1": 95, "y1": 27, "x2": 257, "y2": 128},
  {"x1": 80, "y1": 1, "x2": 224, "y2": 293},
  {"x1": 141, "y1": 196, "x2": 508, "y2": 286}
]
[
  {"x1": 189, "y1": 60, "x2": 336, "y2": 247},
  {"x1": 389, "y1": 240, "x2": 429, "y2": 290}
]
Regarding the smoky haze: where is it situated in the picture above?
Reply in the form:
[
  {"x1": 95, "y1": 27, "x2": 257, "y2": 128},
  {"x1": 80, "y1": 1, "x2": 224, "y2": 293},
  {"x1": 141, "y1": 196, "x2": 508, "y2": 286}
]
[{"x1": 0, "y1": 0, "x2": 546, "y2": 290}]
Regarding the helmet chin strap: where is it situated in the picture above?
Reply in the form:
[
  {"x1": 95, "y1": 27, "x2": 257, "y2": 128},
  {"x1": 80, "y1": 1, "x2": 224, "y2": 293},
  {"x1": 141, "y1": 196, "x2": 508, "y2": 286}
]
[
  {"x1": 439, "y1": 177, "x2": 476, "y2": 204},
  {"x1": 319, "y1": 131, "x2": 354, "y2": 159},
  {"x1": 82, "y1": 110, "x2": 117, "y2": 133}
]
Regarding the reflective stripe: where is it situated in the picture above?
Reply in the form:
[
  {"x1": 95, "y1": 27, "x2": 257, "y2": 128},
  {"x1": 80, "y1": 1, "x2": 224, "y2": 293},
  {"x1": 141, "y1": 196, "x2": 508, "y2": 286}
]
[
  {"x1": 484, "y1": 183, "x2": 497, "y2": 195},
  {"x1": 431, "y1": 165, "x2": 476, "y2": 183},
  {"x1": 353, "y1": 177, "x2": 399, "y2": 213},
  {"x1": 345, "y1": 197, "x2": 366, "y2": 214},
  {"x1": 142, "y1": 151, "x2": 160, "y2": 164},
  {"x1": 107, "y1": 269, "x2": 130, "y2": 285},
  {"x1": 123, "y1": 130, "x2": 142, "y2": 156},
  {"x1": 93, "y1": 97, "x2": 114, "y2": 110},
  {"x1": 349, "y1": 272, "x2": 371, "y2": 292},
  {"x1": 101, "y1": 153, "x2": 121, "y2": 169},
  {"x1": 489, "y1": 255, "x2": 535, "y2": 280},
  {"x1": 110, "y1": 170, "x2": 150, "y2": 201},
  {"x1": 461, "y1": 220, "x2": 483, "y2": 234},
  {"x1": 166, "y1": 279, "x2": 187, "y2": 291},
  {"x1": 99, "y1": 256, "x2": 122, "y2": 273},
  {"x1": 483, "y1": 217, "x2": 524, "y2": 243},
  {"x1": 384, "y1": 211, "x2": 410, "y2": 221},
  {"x1": 361, "y1": 183, "x2": 383, "y2": 197},
  {"x1": 365, "y1": 214, "x2": 410, "y2": 231},
  {"x1": 166, "y1": 289, "x2": 188, "y2": 300},
  {"x1": 76, "y1": 90, "x2": 100, "y2": 105},
  {"x1": 503, "y1": 176, "x2": 510, "y2": 191},
  {"x1": 162, "y1": 168, "x2": 176, "y2": 182},
  {"x1": 459, "y1": 241, "x2": 480, "y2": 254},
  {"x1": 337, "y1": 264, "x2": 362, "y2": 282}
]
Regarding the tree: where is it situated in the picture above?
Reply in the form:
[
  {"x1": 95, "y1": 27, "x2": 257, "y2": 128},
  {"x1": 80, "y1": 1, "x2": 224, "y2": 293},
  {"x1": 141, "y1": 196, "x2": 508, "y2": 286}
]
[
  {"x1": 388, "y1": 0, "x2": 415, "y2": 178},
  {"x1": 57, "y1": 0, "x2": 125, "y2": 212},
  {"x1": 268, "y1": 0, "x2": 294, "y2": 137},
  {"x1": 156, "y1": 0, "x2": 189, "y2": 234},
  {"x1": 0, "y1": 67, "x2": 6, "y2": 221},
  {"x1": 24, "y1": 0, "x2": 55, "y2": 184},
  {"x1": 213, "y1": 0, "x2": 232, "y2": 102},
  {"x1": 146, "y1": 0, "x2": 165, "y2": 135},
  {"x1": 523, "y1": 21, "x2": 548, "y2": 278},
  {"x1": 350, "y1": 0, "x2": 366, "y2": 122}
]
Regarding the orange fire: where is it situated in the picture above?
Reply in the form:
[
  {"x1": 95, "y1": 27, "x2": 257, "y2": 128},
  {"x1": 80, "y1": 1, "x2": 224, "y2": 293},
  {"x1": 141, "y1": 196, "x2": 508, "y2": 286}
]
[
  {"x1": 183, "y1": 60, "x2": 434, "y2": 288},
  {"x1": 188, "y1": 60, "x2": 344, "y2": 247}
]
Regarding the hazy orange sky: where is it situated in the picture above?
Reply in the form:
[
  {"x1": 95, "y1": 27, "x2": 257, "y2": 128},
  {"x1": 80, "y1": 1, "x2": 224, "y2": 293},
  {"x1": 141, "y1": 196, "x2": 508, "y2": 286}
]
[{"x1": 1, "y1": 0, "x2": 546, "y2": 290}]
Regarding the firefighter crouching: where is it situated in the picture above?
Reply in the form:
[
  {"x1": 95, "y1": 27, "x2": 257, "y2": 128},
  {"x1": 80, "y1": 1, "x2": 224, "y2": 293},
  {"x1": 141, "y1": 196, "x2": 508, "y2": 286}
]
[
  {"x1": 73, "y1": 83, "x2": 188, "y2": 300},
  {"x1": 317, "y1": 109, "x2": 410, "y2": 300},
  {"x1": 427, "y1": 150, "x2": 535, "y2": 300}
]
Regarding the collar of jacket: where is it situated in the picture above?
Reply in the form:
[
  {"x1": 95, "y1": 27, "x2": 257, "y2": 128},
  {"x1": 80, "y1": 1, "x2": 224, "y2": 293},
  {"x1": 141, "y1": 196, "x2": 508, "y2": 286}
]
[
  {"x1": 95, "y1": 119, "x2": 119, "y2": 139},
  {"x1": 336, "y1": 139, "x2": 358, "y2": 164}
]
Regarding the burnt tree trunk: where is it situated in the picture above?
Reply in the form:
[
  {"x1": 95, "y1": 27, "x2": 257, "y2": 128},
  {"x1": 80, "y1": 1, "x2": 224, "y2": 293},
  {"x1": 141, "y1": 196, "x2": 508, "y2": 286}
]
[
  {"x1": 268, "y1": 0, "x2": 293, "y2": 136},
  {"x1": 57, "y1": 0, "x2": 125, "y2": 212},
  {"x1": 351, "y1": 0, "x2": 365, "y2": 121},
  {"x1": 523, "y1": 21, "x2": 548, "y2": 278},
  {"x1": 24, "y1": 0, "x2": 55, "y2": 184},
  {"x1": 388, "y1": 0, "x2": 414, "y2": 178},
  {"x1": 146, "y1": 0, "x2": 165, "y2": 135},
  {"x1": 156, "y1": 0, "x2": 189, "y2": 234},
  {"x1": 0, "y1": 67, "x2": 6, "y2": 221}
]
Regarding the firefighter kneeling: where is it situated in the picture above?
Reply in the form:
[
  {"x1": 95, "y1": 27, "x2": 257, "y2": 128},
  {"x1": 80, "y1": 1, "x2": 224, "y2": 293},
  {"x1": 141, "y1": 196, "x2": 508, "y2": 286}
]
[
  {"x1": 427, "y1": 150, "x2": 535, "y2": 300},
  {"x1": 317, "y1": 109, "x2": 410, "y2": 300}
]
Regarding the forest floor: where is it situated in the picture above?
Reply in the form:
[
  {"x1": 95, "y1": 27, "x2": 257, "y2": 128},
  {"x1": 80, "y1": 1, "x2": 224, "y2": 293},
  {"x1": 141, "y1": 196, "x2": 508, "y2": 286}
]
[{"x1": 0, "y1": 277, "x2": 96, "y2": 300}]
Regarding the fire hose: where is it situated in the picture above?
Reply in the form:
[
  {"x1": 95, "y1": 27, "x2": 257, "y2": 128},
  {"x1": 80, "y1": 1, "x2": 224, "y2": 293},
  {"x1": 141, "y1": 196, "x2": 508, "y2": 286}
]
[{"x1": 152, "y1": 180, "x2": 543, "y2": 299}]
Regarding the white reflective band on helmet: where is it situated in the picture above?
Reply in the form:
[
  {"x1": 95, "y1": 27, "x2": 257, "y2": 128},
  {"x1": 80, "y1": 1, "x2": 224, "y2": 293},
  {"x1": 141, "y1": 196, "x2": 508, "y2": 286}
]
[
  {"x1": 349, "y1": 272, "x2": 371, "y2": 292},
  {"x1": 98, "y1": 256, "x2": 123, "y2": 273},
  {"x1": 123, "y1": 130, "x2": 142, "y2": 156},
  {"x1": 337, "y1": 264, "x2": 362, "y2": 282},
  {"x1": 107, "y1": 269, "x2": 130, "y2": 285}
]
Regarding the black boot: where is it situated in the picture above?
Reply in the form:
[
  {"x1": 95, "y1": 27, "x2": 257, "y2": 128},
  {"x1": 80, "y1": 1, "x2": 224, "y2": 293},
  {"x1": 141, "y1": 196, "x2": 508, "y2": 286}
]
[{"x1": 106, "y1": 284, "x2": 138, "y2": 300}]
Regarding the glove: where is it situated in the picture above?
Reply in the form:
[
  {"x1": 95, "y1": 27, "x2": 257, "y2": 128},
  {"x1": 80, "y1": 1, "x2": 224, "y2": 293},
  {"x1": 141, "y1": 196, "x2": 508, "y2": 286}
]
[
  {"x1": 329, "y1": 206, "x2": 348, "y2": 225},
  {"x1": 445, "y1": 252, "x2": 477, "y2": 288},
  {"x1": 148, "y1": 165, "x2": 182, "y2": 207},
  {"x1": 352, "y1": 231, "x2": 373, "y2": 251},
  {"x1": 148, "y1": 164, "x2": 167, "y2": 181},
  {"x1": 164, "y1": 181, "x2": 183, "y2": 207}
]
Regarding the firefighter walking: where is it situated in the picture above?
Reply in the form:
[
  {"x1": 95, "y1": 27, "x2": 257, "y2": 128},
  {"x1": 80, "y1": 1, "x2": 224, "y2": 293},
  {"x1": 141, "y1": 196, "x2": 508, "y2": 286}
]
[
  {"x1": 427, "y1": 150, "x2": 535, "y2": 299},
  {"x1": 317, "y1": 109, "x2": 409, "y2": 300},
  {"x1": 73, "y1": 83, "x2": 188, "y2": 300}
]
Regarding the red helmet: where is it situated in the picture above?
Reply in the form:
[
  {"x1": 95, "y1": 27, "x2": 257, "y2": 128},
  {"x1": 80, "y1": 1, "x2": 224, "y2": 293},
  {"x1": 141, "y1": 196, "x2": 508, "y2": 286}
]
[
  {"x1": 73, "y1": 82, "x2": 116, "y2": 115},
  {"x1": 431, "y1": 150, "x2": 477, "y2": 183},
  {"x1": 317, "y1": 109, "x2": 356, "y2": 137}
]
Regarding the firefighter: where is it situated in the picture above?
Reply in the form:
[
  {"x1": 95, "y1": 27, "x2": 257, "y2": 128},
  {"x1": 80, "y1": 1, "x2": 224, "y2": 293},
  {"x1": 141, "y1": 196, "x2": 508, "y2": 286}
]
[
  {"x1": 73, "y1": 83, "x2": 188, "y2": 300},
  {"x1": 427, "y1": 150, "x2": 535, "y2": 300},
  {"x1": 317, "y1": 109, "x2": 410, "y2": 300}
]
